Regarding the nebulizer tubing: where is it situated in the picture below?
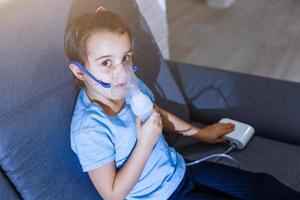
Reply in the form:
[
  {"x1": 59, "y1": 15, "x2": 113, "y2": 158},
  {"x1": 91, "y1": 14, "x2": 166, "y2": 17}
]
[{"x1": 185, "y1": 143, "x2": 240, "y2": 168}]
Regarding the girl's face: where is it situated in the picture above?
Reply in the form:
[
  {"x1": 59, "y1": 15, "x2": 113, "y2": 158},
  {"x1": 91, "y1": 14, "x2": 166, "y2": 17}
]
[{"x1": 78, "y1": 31, "x2": 133, "y2": 102}]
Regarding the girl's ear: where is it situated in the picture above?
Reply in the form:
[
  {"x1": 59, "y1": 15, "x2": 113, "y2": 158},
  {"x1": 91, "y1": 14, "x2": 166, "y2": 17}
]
[{"x1": 69, "y1": 63, "x2": 85, "y2": 81}]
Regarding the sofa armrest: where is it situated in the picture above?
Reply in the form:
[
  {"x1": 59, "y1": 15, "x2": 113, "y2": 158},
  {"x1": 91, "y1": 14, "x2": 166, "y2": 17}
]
[{"x1": 167, "y1": 60, "x2": 300, "y2": 146}]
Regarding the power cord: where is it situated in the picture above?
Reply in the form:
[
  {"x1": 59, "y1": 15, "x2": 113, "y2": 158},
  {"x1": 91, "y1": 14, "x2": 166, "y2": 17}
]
[{"x1": 214, "y1": 143, "x2": 236, "y2": 162}]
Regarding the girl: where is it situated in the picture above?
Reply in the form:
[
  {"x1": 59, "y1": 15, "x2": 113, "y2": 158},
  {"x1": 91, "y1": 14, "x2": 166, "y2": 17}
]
[{"x1": 64, "y1": 8, "x2": 300, "y2": 200}]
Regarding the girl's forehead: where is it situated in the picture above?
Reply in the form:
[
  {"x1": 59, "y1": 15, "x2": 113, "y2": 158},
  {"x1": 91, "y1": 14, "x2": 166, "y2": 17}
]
[{"x1": 86, "y1": 31, "x2": 132, "y2": 60}]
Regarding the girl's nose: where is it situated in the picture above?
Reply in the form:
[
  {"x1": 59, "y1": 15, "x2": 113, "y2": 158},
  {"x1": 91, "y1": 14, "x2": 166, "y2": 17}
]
[{"x1": 113, "y1": 65, "x2": 129, "y2": 80}]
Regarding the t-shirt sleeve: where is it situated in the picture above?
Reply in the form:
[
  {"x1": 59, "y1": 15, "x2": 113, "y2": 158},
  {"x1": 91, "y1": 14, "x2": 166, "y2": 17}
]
[
  {"x1": 72, "y1": 128, "x2": 115, "y2": 172},
  {"x1": 138, "y1": 79, "x2": 155, "y2": 102}
]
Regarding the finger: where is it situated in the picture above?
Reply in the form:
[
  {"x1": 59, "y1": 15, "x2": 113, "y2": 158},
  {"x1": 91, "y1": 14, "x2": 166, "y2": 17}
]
[
  {"x1": 226, "y1": 124, "x2": 235, "y2": 132},
  {"x1": 231, "y1": 124, "x2": 236, "y2": 130},
  {"x1": 154, "y1": 114, "x2": 162, "y2": 123},
  {"x1": 136, "y1": 117, "x2": 141, "y2": 129},
  {"x1": 157, "y1": 115, "x2": 162, "y2": 122},
  {"x1": 158, "y1": 120, "x2": 163, "y2": 131},
  {"x1": 227, "y1": 123, "x2": 235, "y2": 128},
  {"x1": 156, "y1": 118, "x2": 162, "y2": 128},
  {"x1": 155, "y1": 110, "x2": 161, "y2": 118},
  {"x1": 150, "y1": 111, "x2": 159, "y2": 120},
  {"x1": 158, "y1": 119, "x2": 163, "y2": 127},
  {"x1": 221, "y1": 123, "x2": 235, "y2": 132}
]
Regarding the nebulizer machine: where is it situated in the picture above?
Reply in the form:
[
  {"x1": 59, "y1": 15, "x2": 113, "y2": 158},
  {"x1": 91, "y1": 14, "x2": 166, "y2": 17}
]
[
  {"x1": 185, "y1": 118, "x2": 255, "y2": 167},
  {"x1": 70, "y1": 60, "x2": 254, "y2": 167},
  {"x1": 70, "y1": 60, "x2": 153, "y2": 122}
]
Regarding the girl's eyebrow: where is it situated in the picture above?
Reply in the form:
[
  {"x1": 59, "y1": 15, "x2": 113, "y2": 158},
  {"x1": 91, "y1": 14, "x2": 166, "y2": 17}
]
[
  {"x1": 95, "y1": 55, "x2": 111, "y2": 62},
  {"x1": 126, "y1": 49, "x2": 133, "y2": 54},
  {"x1": 94, "y1": 49, "x2": 133, "y2": 62}
]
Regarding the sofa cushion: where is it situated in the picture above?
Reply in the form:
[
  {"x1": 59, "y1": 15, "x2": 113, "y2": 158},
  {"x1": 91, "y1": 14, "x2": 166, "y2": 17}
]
[
  {"x1": 0, "y1": 85, "x2": 103, "y2": 199},
  {"x1": 168, "y1": 60, "x2": 300, "y2": 146},
  {"x1": 177, "y1": 133, "x2": 300, "y2": 192},
  {"x1": 0, "y1": 169, "x2": 21, "y2": 200},
  {"x1": 0, "y1": 1, "x2": 97, "y2": 199}
]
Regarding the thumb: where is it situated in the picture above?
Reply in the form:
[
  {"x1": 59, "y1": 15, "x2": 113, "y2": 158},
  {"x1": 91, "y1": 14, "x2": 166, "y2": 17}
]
[{"x1": 219, "y1": 124, "x2": 234, "y2": 136}]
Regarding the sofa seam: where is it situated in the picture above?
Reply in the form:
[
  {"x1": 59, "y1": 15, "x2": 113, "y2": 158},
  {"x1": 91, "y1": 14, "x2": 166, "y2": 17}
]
[
  {"x1": 0, "y1": 166, "x2": 23, "y2": 200},
  {"x1": 0, "y1": 79, "x2": 73, "y2": 125}
]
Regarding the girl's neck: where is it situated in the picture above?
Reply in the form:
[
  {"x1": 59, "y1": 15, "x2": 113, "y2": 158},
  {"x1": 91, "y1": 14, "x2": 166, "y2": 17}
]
[{"x1": 85, "y1": 88, "x2": 125, "y2": 116}]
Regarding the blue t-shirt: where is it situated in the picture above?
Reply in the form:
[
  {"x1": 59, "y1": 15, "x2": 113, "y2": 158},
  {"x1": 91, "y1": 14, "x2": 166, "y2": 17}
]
[{"x1": 70, "y1": 79, "x2": 186, "y2": 200}]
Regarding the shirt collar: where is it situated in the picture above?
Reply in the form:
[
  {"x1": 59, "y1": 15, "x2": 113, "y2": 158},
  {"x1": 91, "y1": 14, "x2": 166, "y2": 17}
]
[{"x1": 80, "y1": 88, "x2": 129, "y2": 118}]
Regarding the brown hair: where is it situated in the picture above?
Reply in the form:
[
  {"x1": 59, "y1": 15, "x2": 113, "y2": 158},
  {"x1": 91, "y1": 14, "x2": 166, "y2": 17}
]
[{"x1": 64, "y1": 11, "x2": 132, "y2": 89}]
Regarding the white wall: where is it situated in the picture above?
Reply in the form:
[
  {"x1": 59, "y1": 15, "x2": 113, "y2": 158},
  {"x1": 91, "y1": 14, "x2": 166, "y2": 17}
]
[
  {"x1": 136, "y1": 0, "x2": 170, "y2": 59},
  {"x1": 207, "y1": 0, "x2": 236, "y2": 8}
]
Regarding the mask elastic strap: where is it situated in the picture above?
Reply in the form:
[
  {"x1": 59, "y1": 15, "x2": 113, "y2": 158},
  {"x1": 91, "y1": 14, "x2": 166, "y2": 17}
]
[{"x1": 70, "y1": 60, "x2": 111, "y2": 88}]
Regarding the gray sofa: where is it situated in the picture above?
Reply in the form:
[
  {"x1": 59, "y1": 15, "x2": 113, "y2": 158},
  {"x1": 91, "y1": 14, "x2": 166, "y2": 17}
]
[{"x1": 1, "y1": 0, "x2": 300, "y2": 199}]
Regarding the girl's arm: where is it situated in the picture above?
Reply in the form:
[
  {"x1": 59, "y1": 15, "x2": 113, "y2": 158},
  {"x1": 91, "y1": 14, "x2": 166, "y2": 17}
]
[
  {"x1": 154, "y1": 104, "x2": 235, "y2": 144},
  {"x1": 88, "y1": 110, "x2": 162, "y2": 200},
  {"x1": 88, "y1": 140, "x2": 153, "y2": 200}
]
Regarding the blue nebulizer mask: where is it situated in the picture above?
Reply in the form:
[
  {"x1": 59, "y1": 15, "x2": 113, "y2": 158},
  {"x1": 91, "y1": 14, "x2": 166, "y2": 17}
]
[{"x1": 70, "y1": 60, "x2": 153, "y2": 121}]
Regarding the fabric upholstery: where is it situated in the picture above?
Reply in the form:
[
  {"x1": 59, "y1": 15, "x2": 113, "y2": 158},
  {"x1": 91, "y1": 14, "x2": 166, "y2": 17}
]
[
  {"x1": 0, "y1": 169, "x2": 21, "y2": 200},
  {"x1": 167, "y1": 60, "x2": 300, "y2": 146},
  {"x1": 177, "y1": 130, "x2": 300, "y2": 192}
]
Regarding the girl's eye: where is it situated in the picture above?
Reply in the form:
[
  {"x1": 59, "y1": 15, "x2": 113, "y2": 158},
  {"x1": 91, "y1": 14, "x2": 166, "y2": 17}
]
[
  {"x1": 123, "y1": 55, "x2": 131, "y2": 62},
  {"x1": 101, "y1": 60, "x2": 112, "y2": 68}
]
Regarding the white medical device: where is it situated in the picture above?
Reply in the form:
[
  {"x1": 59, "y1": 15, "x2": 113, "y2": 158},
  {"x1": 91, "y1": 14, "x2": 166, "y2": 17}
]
[
  {"x1": 219, "y1": 118, "x2": 255, "y2": 149},
  {"x1": 186, "y1": 118, "x2": 255, "y2": 167}
]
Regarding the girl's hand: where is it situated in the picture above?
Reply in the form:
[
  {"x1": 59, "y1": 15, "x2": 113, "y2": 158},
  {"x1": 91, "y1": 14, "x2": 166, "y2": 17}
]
[
  {"x1": 135, "y1": 110, "x2": 163, "y2": 147},
  {"x1": 190, "y1": 123, "x2": 235, "y2": 144}
]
